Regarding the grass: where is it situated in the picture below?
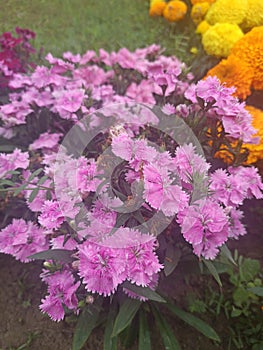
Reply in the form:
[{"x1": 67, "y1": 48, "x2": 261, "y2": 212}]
[{"x1": 0, "y1": 0, "x2": 196, "y2": 63}]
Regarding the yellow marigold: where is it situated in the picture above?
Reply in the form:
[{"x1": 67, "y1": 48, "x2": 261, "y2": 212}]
[
  {"x1": 191, "y1": 2, "x2": 210, "y2": 25},
  {"x1": 191, "y1": 0, "x2": 215, "y2": 4},
  {"x1": 243, "y1": 106, "x2": 263, "y2": 164},
  {"x1": 196, "y1": 20, "x2": 210, "y2": 34},
  {"x1": 202, "y1": 23, "x2": 244, "y2": 57},
  {"x1": 163, "y1": 1, "x2": 188, "y2": 22},
  {"x1": 149, "y1": 0, "x2": 166, "y2": 16},
  {"x1": 241, "y1": 0, "x2": 263, "y2": 30},
  {"x1": 231, "y1": 26, "x2": 263, "y2": 91},
  {"x1": 205, "y1": 0, "x2": 248, "y2": 25},
  {"x1": 205, "y1": 54, "x2": 254, "y2": 100}
]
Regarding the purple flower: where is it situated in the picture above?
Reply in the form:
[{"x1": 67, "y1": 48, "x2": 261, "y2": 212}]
[
  {"x1": 40, "y1": 269, "x2": 80, "y2": 321},
  {"x1": 227, "y1": 207, "x2": 247, "y2": 239},
  {"x1": 0, "y1": 148, "x2": 29, "y2": 177},
  {"x1": 38, "y1": 200, "x2": 65, "y2": 230},
  {"x1": 78, "y1": 242, "x2": 126, "y2": 296},
  {"x1": 0, "y1": 219, "x2": 48, "y2": 262},
  {"x1": 29, "y1": 132, "x2": 62, "y2": 151},
  {"x1": 178, "y1": 199, "x2": 229, "y2": 259}
]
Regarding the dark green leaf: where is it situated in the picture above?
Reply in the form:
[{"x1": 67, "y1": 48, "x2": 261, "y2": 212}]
[
  {"x1": 220, "y1": 244, "x2": 237, "y2": 266},
  {"x1": 13, "y1": 183, "x2": 28, "y2": 196},
  {"x1": 28, "y1": 168, "x2": 43, "y2": 182},
  {"x1": 0, "y1": 179, "x2": 15, "y2": 187},
  {"x1": 73, "y1": 305, "x2": 100, "y2": 350},
  {"x1": 152, "y1": 305, "x2": 181, "y2": 350},
  {"x1": 112, "y1": 299, "x2": 141, "y2": 337},
  {"x1": 28, "y1": 249, "x2": 74, "y2": 263},
  {"x1": 164, "y1": 246, "x2": 181, "y2": 277},
  {"x1": 28, "y1": 188, "x2": 40, "y2": 203},
  {"x1": 37, "y1": 175, "x2": 49, "y2": 185},
  {"x1": 122, "y1": 281, "x2": 166, "y2": 303},
  {"x1": 139, "y1": 309, "x2": 151, "y2": 350},
  {"x1": 202, "y1": 259, "x2": 222, "y2": 287},
  {"x1": 247, "y1": 286, "x2": 263, "y2": 297},
  {"x1": 104, "y1": 305, "x2": 118, "y2": 350},
  {"x1": 165, "y1": 302, "x2": 220, "y2": 342},
  {"x1": 0, "y1": 145, "x2": 16, "y2": 152}
]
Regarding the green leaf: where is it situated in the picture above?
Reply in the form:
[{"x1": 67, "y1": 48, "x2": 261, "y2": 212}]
[
  {"x1": 122, "y1": 281, "x2": 166, "y2": 303},
  {"x1": 28, "y1": 168, "x2": 43, "y2": 182},
  {"x1": 0, "y1": 145, "x2": 16, "y2": 152},
  {"x1": 28, "y1": 249, "x2": 74, "y2": 263},
  {"x1": 164, "y1": 246, "x2": 181, "y2": 277},
  {"x1": 220, "y1": 244, "x2": 237, "y2": 266},
  {"x1": 165, "y1": 302, "x2": 220, "y2": 342},
  {"x1": 248, "y1": 286, "x2": 263, "y2": 297},
  {"x1": 37, "y1": 175, "x2": 49, "y2": 185},
  {"x1": 103, "y1": 306, "x2": 118, "y2": 350},
  {"x1": 139, "y1": 309, "x2": 151, "y2": 350},
  {"x1": 28, "y1": 187, "x2": 40, "y2": 203},
  {"x1": 0, "y1": 179, "x2": 15, "y2": 187},
  {"x1": 13, "y1": 183, "x2": 28, "y2": 196},
  {"x1": 73, "y1": 305, "x2": 100, "y2": 350},
  {"x1": 152, "y1": 305, "x2": 181, "y2": 350},
  {"x1": 111, "y1": 299, "x2": 141, "y2": 337},
  {"x1": 202, "y1": 259, "x2": 222, "y2": 287}
]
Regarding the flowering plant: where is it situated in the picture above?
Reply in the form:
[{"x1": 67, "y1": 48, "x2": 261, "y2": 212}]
[{"x1": 0, "y1": 44, "x2": 262, "y2": 349}]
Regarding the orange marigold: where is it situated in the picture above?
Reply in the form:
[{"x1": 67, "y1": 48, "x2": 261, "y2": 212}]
[
  {"x1": 163, "y1": 1, "x2": 188, "y2": 22},
  {"x1": 149, "y1": 0, "x2": 166, "y2": 16},
  {"x1": 231, "y1": 26, "x2": 263, "y2": 91},
  {"x1": 205, "y1": 54, "x2": 254, "y2": 100}
]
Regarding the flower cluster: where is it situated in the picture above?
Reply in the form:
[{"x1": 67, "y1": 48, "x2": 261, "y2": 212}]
[
  {"x1": 191, "y1": 0, "x2": 263, "y2": 57},
  {"x1": 0, "y1": 44, "x2": 262, "y2": 324},
  {"x1": 149, "y1": 0, "x2": 188, "y2": 22},
  {"x1": 0, "y1": 27, "x2": 36, "y2": 89}
]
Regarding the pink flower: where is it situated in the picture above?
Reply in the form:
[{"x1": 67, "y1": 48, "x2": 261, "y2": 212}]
[
  {"x1": 0, "y1": 219, "x2": 48, "y2": 262},
  {"x1": 178, "y1": 199, "x2": 229, "y2": 259},
  {"x1": 227, "y1": 208, "x2": 247, "y2": 239},
  {"x1": 38, "y1": 200, "x2": 65, "y2": 230},
  {"x1": 0, "y1": 148, "x2": 29, "y2": 177},
  {"x1": 40, "y1": 269, "x2": 80, "y2": 321},
  {"x1": 78, "y1": 242, "x2": 126, "y2": 296},
  {"x1": 29, "y1": 132, "x2": 62, "y2": 151},
  {"x1": 126, "y1": 80, "x2": 156, "y2": 105}
]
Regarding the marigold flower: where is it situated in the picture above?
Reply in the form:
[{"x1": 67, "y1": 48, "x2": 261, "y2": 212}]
[
  {"x1": 241, "y1": 0, "x2": 263, "y2": 30},
  {"x1": 196, "y1": 20, "x2": 210, "y2": 34},
  {"x1": 202, "y1": 23, "x2": 244, "y2": 57},
  {"x1": 205, "y1": 0, "x2": 248, "y2": 25},
  {"x1": 163, "y1": 0, "x2": 188, "y2": 22},
  {"x1": 191, "y1": 2, "x2": 210, "y2": 25},
  {"x1": 231, "y1": 26, "x2": 263, "y2": 91},
  {"x1": 149, "y1": 0, "x2": 166, "y2": 16},
  {"x1": 205, "y1": 54, "x2": 254, "y2": 100},
  {"x1": 191, "y1": 0, "x2": 215, "y2": 4}
]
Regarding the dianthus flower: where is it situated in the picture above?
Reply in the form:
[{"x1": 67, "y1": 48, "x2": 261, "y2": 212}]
[
  {"x1": 40, "y1": 269, "x2": 80, "y2": 321},
  {"x1": 38, "y1": 200, "x2": 65, "y2": 230},
  {"x1": 149, "y1": 0, "x2": 166, "y2": 16},
  {"x1": 241, "y1": 0, "x2": 263, "y2": 30},
  {"x1": 0, "y1": 219, "x2": 48, "y2": 262},
  {"x1": 191, "y1": 2, "x2": 210, "y2": 25},
  {"x1": 230, "y1": 26, "x2": 263, "y2": 91},
  {"x1": 202, "y1": 23, "x2": 244, "y2": 57},
  {"x1": 205, "y1": 0, "x2": 247, "y2": 25},
  {"x1": 0, "y1": 148, "x2": 29, "y2": 178},
  {"x1": 29, "y1": 132, "x2": 62, "y2": 151},
  {"x1": 205, "y1": 54, "x2": 254, "y2": 100},
  {"x1": 177, "y1": 199, "x2": 229, "y2": 259},
  {"x1": 163, "y1": 1, "x2": 188, "y2": 22},
  {"x1": 227, "y1": 207, "x2": 247, "y2": 239}
]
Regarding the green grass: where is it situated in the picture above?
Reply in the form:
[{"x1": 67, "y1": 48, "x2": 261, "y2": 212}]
[{"x1": 0, "y1": 0, "x2": 196, "y2": 63}]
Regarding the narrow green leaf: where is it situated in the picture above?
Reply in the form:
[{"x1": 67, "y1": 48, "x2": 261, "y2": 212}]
[
  {"x1": 0, "y1": 179, "x2": 15, "y2": 186},
  {"x1": 139, "y1": 309, "x2": 151, "y2": 350},
  {"x1": 152, "y1": 305, "x2": 181, "y2": 350},
  {"x1": 73, "y1": 305, "x2": 100, "y2": 350},
  {"x1": 220, "y1": 244, "x2": 237, "y2": 266},
  {"x1": 28, "y1": 187, "x2": 40, "y2": 203},
  {"x1": 37, "y1": 175, "x2": 49, "y2": 185},
  {"x1": 28, "y1": 249, "x2": 73, "y2": 263},
  {"x1": 202, "y1": 259, "x2": 222, "y2": 287},
  {"x1": 0, "y1": 145, "x2": 16, "y2": 152},
  {"x1": 165, "y1": 302, "x2": 220, "y2": 342},
  {"x1": 104, "y1": 306, "x2": 118, "y2": 350},
  {"x1": 122, "y1": 281, "x2": 166, "y2": 303},
  {"x1": 13, "y1": 183, "x2": 28, "y2": 196},
  {"x1": 248, "y1": 286, "x2": 263, "y2": 297},
  {"x1": 111, "y1": 299, "x2": 141, "y2": 337},
  {"x1": 164, "y1": 246, "x2": 181, "y2": 277},
  {"x1": 28, "y1": 168, "x2": 43, "y2": 182}
]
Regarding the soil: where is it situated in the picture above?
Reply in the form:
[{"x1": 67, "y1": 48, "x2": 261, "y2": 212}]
[{"x1": 0, "y1": 199, "x2": 262, "y2": 350}]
